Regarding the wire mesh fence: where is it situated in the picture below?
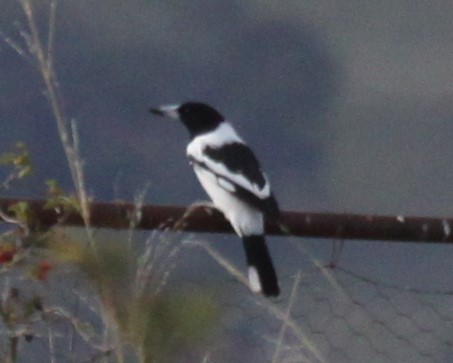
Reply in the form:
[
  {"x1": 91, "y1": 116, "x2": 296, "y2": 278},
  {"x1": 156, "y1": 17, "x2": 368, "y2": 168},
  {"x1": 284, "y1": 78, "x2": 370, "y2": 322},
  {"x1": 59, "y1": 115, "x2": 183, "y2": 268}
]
[
  {"x1": 100, "y1": 230, "x2": 453, "y2": 363},
  {"x1": 0, "y1": 200, "x2": 452, "y2": 362},
  {"x1": 170, "y1": 250, "x2": 453, "y2": 363},
  {"x1": 0, "y1": 224, "x2": 451, "y2": 363},
  {"x1": 186, "y1": 268, "x2": 451, "y2": 362}
]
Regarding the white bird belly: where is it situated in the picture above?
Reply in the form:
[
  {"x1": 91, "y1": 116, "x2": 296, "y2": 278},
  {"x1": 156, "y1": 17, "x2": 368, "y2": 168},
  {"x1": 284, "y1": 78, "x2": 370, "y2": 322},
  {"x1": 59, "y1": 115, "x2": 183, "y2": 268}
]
[{"x1": 192, "y1": 164, "x2": 263, "y2": 236}]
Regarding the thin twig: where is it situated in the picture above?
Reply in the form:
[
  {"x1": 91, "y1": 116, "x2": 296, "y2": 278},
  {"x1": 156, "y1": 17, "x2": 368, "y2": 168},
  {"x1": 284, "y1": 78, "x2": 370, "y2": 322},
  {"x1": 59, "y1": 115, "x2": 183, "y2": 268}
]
[
  {"x1": 17, "y1": 0, "x2": 93, "y2": 246},
  {"x1": 272, "y1": 271, "x2": 302, "y2": 363},
  {"x1": 254, "y1": 297, "x2": 326, "y2": 363},
  {"x1": 46, "y1": 0, "x2": 57, "y2": 68}
]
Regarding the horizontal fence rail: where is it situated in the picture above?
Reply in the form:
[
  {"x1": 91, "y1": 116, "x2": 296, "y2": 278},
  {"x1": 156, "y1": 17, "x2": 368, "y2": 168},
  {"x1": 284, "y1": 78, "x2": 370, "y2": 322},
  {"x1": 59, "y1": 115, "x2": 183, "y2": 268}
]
[{"x1": 0, "y1": 198, "x2": 452, "y2": 243}]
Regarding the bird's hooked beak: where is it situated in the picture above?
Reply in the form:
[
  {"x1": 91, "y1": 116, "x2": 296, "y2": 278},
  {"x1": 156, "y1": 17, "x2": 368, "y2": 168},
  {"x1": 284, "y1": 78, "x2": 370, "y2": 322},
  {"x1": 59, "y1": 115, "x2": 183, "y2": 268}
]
[{"x1": 149, "y1": 104, "x2": 180, "y2": 119}]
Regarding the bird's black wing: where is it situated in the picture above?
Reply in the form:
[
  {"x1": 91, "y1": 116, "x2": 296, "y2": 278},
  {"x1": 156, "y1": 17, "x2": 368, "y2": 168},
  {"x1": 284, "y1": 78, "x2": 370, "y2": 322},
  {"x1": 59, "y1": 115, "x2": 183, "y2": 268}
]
[{"x1": 190, "y1": 142, "x2": 279, "y2": 218}]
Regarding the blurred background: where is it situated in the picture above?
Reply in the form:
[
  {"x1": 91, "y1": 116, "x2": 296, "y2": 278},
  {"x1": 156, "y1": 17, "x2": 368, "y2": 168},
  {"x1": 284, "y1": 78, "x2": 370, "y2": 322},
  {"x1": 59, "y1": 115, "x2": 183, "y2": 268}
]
[{"x1": 1, "y1": 1, "x2": 453, "y2": 362}]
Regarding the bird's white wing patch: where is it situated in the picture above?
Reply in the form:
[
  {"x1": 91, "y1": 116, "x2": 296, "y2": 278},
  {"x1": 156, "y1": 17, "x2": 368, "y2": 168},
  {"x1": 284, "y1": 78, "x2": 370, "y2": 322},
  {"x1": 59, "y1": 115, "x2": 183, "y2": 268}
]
[
  {"x1": 217, "y1": 176, "x2": 236, "y2": 192},
  {"x1": 205, "y1": 158, "x2": 270, "y2": 198}
]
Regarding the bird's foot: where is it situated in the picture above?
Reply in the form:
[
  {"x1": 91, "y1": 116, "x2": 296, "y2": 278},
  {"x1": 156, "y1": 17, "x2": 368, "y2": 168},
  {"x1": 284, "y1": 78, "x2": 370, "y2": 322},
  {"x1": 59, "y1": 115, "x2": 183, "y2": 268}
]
[{"x1": 187, "y1": 200, "x2": 219, "y2": 215}]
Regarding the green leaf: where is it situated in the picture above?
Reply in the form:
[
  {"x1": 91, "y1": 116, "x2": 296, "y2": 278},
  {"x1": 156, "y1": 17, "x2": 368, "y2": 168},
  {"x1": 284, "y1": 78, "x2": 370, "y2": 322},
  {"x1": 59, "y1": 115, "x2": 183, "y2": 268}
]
[{"x1": 8, "y1": 201, "x2": 31, "y2": 224}]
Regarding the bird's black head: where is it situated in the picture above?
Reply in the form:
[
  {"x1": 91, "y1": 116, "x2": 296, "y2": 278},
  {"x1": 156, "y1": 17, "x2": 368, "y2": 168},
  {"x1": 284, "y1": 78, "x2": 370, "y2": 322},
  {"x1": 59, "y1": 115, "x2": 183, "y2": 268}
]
[{"x1": 150, "y1": 102, "x2": 225, "y2": 138}]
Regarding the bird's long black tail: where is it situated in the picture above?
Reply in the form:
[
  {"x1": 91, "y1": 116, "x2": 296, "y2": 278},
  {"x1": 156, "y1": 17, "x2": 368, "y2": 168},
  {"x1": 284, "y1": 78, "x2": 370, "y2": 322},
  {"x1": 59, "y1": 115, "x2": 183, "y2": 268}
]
[{"x1": 242, "y1": 235, "x2": 280, "y2": 297}]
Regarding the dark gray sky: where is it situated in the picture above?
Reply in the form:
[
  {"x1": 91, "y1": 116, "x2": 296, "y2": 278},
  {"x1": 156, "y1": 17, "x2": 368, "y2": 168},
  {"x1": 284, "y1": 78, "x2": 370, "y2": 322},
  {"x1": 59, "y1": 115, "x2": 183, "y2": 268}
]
[
  {"x1": 1, "y1": 1, "x2": 453, "y2": 362},
  {"x1": 2, "y1": 0, "x2": 453, "y2": 304},
  {"x1": 2, "y1": 1, "x2": 453, "y2": 216}
]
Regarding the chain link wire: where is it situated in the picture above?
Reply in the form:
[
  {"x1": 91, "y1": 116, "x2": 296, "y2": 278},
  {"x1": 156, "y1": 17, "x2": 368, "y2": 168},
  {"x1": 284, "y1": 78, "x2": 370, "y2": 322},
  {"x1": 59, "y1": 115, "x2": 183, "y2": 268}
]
[{"x1": 171, "y1": 241, "x2": 453, "y2": 363}]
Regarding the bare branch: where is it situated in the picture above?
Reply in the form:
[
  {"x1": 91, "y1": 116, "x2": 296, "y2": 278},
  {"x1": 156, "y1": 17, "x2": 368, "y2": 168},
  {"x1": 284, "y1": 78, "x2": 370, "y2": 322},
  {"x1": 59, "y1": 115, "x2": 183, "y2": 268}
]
[{"x1": 0, "y1": 198, "x2": 452, "y2": 243}]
